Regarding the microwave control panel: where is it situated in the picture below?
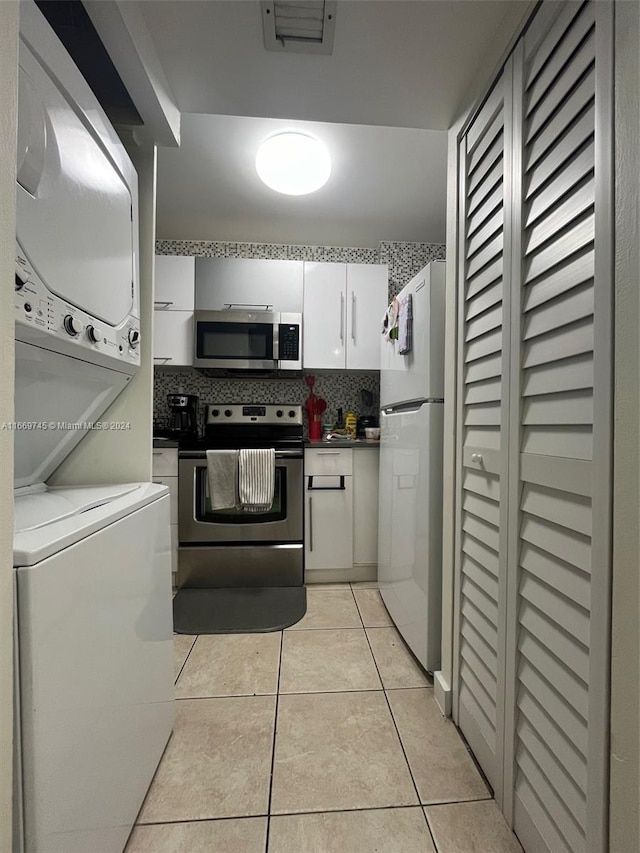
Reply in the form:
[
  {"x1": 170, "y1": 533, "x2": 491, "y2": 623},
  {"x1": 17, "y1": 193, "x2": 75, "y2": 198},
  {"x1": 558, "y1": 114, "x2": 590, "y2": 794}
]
[{"x1": 278, "y1": 324, "x2": 300, "y2": 362}]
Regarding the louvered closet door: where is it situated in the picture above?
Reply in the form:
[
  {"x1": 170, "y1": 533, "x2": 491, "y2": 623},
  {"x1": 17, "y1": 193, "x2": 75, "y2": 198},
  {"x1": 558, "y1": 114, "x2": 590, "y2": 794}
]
[
  {"x1": 454, "y1": 67, "x2": 512, "y2": 802},
  {"x1": 504, "y1": 3, "x2": 612, "y2": 852}
]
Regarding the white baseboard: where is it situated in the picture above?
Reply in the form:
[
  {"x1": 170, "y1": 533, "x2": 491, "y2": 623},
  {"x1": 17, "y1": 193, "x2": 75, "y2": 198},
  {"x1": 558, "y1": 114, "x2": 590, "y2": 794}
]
[
  {"x1": 305, "y1": 565, "x2": 377, "y2": 584},
  {"x1": 433, "y1": 671, "x2": 452, "y2": 717}
]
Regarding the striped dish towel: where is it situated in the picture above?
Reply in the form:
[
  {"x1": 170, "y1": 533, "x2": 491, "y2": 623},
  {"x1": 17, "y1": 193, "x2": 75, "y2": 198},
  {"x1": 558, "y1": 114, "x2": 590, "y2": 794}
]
[{"x1": 238, "y1": 448, "x2": 275, "y2": 512}]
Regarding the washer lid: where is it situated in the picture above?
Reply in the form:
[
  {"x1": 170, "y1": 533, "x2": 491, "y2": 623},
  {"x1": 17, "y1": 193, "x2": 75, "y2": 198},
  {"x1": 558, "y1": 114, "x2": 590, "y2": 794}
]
[
  {"x1": 16, "y1": 39, "x2": 135, "y2": 327},
  {"x1": 13, "y1": 481, "x2": 168, "y2": 567},
  {"x1": 14, "y1": 483, "x2": 139, "y2": 534}
]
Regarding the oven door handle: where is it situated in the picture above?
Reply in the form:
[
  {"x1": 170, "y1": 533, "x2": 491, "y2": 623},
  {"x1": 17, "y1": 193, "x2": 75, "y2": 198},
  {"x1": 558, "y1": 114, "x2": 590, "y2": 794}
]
[
  {"x1": 179, "y1": 450, "x2": 302, "y2": 460},
  {"x1": 306, "y1": 475, "x2": 345, "y2": 491}
]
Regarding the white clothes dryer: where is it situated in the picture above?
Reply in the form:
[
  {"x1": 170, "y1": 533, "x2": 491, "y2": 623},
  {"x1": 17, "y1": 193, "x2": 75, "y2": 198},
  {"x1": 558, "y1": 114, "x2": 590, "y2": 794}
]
[{"x1": 12, "y1": 5, "x2": 174, "y2": 852}]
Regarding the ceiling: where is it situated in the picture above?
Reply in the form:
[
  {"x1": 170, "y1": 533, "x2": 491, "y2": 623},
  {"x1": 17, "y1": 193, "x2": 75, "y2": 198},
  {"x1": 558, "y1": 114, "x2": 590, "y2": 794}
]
[
  {"x1": 137, "y1": 0, "x2": 520, "y2": 247},
  {"x1": 157, "y1": 114, "x2": 448, "y2": 245}
]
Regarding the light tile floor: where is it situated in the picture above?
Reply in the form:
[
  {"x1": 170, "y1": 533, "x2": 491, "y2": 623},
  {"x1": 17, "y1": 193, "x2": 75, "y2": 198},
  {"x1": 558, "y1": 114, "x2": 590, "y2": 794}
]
[{"x1": 126, "y1": 584, "x2": 523, "y2": 853}]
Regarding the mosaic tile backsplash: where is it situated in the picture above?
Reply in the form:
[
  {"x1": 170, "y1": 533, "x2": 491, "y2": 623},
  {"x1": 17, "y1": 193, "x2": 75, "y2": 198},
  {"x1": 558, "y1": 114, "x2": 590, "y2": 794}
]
[
  {"x1": 153, "y1": 239, "x2": 445, "y2": 431},
  {"x1": 154, "y1": 367, "x2": 381, "y2": 439}
]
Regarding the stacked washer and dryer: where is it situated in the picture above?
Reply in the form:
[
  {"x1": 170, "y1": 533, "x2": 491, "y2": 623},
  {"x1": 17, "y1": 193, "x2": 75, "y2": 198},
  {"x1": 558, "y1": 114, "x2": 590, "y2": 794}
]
[{"x1": 13, "y1": 4, "x2": 174, "y2": 852}]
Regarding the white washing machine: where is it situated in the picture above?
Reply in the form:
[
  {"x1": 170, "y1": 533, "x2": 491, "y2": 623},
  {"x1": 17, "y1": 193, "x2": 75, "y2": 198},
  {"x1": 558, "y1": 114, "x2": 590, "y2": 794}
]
[{"x1": 13, "y1": 4, "x2": 175, "y2": 852}]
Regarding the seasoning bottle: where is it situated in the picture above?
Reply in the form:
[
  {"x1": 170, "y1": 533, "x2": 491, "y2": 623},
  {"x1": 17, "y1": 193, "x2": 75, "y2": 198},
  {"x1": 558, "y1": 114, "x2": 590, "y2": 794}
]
[{"x1": 345, "y1": 411, "x2": 357, "y2": 440}]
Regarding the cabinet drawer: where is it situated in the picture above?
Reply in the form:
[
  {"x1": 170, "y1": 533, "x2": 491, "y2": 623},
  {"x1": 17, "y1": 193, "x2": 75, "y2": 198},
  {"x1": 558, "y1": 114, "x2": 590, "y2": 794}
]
[
  {"x1": 153, "y1": 476, "x2": 178, "y2": 523},
  {"x1": 152, "y1": 447, "x2": 178, "y2": 476},
  {"x1": 305, "y1": 448, "x2": 353, "y2": 476}
]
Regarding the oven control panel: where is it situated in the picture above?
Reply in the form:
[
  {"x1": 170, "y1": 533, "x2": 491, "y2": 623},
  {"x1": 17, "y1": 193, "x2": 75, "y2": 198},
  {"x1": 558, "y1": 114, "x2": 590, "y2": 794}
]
[{"x1": 205, "y1": 404, "x2": 302, "y2": 426}]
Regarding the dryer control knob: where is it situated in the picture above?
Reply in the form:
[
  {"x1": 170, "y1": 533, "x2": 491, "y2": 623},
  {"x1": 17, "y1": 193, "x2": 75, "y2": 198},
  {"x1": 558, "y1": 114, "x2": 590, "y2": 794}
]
[
  {"x1": 64, "y1": 315, "x2": 84, "y2": 337},
  {"x1": 128, "y1": 329, "x2": 140, "y2": 348},
  {"x1": 15, "y1": 265, "x2": 28, "y2": 291},
  {"x1": 86, "y1": 325, "x2": 103, "y2": 343}
]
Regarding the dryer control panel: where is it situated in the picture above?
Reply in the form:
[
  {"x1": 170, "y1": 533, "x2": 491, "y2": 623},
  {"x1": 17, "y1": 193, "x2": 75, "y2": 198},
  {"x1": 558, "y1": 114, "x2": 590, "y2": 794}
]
[{"x1": 15, "y1": 252, "x2": 140, "y2": 374}]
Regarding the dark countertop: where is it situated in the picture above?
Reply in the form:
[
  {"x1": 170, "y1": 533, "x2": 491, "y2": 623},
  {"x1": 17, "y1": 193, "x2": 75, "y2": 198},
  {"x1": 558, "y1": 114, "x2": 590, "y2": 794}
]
[
  {"x1": 305, "y1": 439, "x2": 380, "y2": 449},
  {"x1": 153, "y1": 437, "x2": 180, "y2": 448}
]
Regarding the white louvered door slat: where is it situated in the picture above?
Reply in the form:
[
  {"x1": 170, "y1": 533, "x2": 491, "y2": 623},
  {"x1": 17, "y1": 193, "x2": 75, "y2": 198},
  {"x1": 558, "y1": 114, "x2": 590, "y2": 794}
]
[
  {"x1": 455, "y1": 2, "x2": 612, "y2": 851},
  {"x1": 454, "y1": 65, "x2": 512, "y2": 803},
  {"x1": 502, "y1": 3, "x2": 612, "y2": 852}
]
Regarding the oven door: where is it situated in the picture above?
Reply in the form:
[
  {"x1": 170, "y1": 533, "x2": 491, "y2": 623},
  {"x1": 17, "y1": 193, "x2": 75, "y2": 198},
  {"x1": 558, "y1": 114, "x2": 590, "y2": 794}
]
[
  {"x1": 179, "y1": 450, "x2": 303, "y2": 543},
  {"x1": 193, "y1": 310, "x2": 278, "y2": 370}
]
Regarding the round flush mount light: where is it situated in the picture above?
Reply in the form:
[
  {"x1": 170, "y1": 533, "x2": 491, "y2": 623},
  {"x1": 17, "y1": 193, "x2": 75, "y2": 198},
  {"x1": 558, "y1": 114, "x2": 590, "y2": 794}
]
[{"x1": 255, "y1": 132, "x2": 331, "y2": 195}]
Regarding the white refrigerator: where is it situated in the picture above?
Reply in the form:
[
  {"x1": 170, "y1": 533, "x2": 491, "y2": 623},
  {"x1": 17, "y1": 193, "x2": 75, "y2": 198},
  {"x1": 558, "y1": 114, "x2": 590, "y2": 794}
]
[{"x1": 378, "y1": 261, "x2": 445, "y2": 672}]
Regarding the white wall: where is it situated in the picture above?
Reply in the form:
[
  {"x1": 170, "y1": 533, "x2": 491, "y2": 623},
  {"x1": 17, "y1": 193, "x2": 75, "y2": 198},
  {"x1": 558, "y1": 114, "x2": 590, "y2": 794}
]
[
  {"x1": 610, "y1": 1, "x2": 640, "y2": 849},
  {"x1": 0, "y1": 4, "x2": 19, "y2": 849},
  {"x1": 49, "y1": 142, "x2": 157, "y2": 486}
]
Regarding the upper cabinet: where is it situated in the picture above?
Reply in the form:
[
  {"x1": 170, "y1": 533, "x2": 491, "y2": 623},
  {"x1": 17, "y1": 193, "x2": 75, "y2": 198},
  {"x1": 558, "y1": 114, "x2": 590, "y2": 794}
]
[
  {"x1": 195, "y1": 258, "x2": 303, "y2": 313},
  {"x1": 303, "y1": 262, "x2": 388, "y2": 370},
  {"x1": 153, "y1": 255, "x2": 195, "y2": 365},
  {"x1": 154, "y1": 255, "x2": 195, "y2": 311}
]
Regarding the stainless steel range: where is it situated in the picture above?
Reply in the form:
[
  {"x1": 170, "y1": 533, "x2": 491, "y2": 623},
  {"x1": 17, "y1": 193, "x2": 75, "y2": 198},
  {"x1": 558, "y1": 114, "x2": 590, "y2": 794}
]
[{"x1": 178, "y1": 404, "x2": 303, "y2": 588}]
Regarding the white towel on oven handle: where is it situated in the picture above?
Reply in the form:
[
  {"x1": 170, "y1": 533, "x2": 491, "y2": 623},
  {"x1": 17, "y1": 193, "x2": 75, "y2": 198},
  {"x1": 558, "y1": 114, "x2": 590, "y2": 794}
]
[
  {"x1": 206, "y1": 449, "x2": 239, "y2": 510},
  {"x1": 238, "y1": 448, "x2": 275, "y2": 512}
]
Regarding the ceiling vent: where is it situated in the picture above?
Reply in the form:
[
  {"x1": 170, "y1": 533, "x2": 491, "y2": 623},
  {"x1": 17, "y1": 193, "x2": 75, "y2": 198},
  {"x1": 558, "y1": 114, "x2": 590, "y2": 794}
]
[{"x1": 261, "y1": 1, "x2": 337, "y2": 54}]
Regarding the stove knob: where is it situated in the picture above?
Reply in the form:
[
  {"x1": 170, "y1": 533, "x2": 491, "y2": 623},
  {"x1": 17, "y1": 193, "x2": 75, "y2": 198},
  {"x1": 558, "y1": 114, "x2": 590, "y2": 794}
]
[
  {"x1": 86, "y1": 325, "x2": 103, "y2": 344},
  {"x1": 276, "y1": 410, "x2": 283, "y2": 418},
  {"x1": 63, "y1": 314, "x2": 84, "y2": 337},
  {"x1": 211, "y1": 409, "x2": 220, "y2": 418},
  {"x1": 128, "y1": 329, "x2": 140, "y2": 348},
  {"x1": 224, "y1": 409, "x2": 232, "y2": 418},
  {"x1": 288, "y1": 410, "x2": 296, "y2": 418}
]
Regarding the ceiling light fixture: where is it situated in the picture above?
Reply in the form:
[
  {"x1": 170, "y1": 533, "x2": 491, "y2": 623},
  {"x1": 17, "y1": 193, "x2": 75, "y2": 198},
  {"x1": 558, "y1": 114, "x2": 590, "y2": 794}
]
[{"x1": 255, "y1": 132, "x2": 331, "y2": 195}]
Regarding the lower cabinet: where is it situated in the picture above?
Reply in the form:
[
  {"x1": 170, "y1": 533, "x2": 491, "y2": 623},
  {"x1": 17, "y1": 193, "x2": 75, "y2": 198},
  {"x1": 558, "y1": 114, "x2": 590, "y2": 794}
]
[
  {"x1": 304, "y1": 447, "x2": 379, "y2": 581},
  {"x1": 305, "y1": 473, "x2": 353, "y2": 571},
  {"x1": 152, "y1": 446, "x2": 178, "y2": 587}
]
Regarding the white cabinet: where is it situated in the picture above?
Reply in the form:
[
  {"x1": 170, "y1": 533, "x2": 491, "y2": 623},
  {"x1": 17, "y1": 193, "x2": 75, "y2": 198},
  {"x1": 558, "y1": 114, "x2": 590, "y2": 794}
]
[
  {"x1": 155, "y1": 255, "x2": 195, "y2": 310},
  {"x1": 353, "y1": 449, "x2": 379, "y2": 565},
  {"x1": 304, "y1": 447, "x2": 379, "y2": 578},
  {"x1": 303, "y1": 262, "x2": 388, "y2": 370},
  {"x1": 153, "y1": 255, "x2": 195, "y2": 366},
  {"x1": 195, "y1": 258, "x2": 304, "y2": 312},
  {"x1": 153, "y1": 310, "x2": 193, "y2": 366},
  {"x1": 305, "y1": 448, "x2": 353, "y2": 571},
  {"x1": 152, "y1": 446, "x2": 178, "y2": 585}
]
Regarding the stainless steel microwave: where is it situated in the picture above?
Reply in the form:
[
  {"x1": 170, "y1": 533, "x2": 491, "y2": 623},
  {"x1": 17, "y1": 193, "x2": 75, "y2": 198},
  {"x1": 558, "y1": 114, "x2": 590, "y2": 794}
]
[{"x1": 193, "y1": 310, "x2": 302, "y2": 372}]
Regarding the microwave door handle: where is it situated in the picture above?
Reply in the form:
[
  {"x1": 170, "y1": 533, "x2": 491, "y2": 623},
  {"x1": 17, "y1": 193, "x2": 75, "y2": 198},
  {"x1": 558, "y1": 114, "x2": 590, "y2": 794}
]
[
  {"x1": 272, "y1": 322, "x2": 279, "y2": 363},
  {"x1": 223, "y1": 303, "x2": 273, "y2": 311}
]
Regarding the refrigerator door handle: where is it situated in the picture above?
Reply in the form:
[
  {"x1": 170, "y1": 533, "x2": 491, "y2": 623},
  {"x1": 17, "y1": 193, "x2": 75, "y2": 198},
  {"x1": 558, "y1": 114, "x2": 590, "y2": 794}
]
[
  {"x1": 351, "y1": 291, "x2": 356, "y2": 342},
  {"x1": 339, "y1": 292, "x2": 345, "y2": 343},
  {"x1": 382, "y1": 398, "x2": 444, "y2": 416}
]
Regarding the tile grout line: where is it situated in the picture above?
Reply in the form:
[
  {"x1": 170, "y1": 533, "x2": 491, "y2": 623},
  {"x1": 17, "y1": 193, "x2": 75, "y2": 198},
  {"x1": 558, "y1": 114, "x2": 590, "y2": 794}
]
[
  {"x1": 173, "y1": 633, "x2": 199, "y2": 686},
  {"x1": 264, "y1": 629, "x2": 284, "y2": 853},
  {"x1": 133, "y1": 795, "x2": 496, "y2": 828},
  {"x1": 359, "y1": 624, "x2": 441, "y2": 852}
]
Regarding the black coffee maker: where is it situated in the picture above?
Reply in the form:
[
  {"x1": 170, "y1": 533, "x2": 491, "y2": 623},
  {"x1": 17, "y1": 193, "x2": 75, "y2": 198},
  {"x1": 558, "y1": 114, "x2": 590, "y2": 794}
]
[{"x1": 167, "y1": 393, "x2": 199, "y2": 438}]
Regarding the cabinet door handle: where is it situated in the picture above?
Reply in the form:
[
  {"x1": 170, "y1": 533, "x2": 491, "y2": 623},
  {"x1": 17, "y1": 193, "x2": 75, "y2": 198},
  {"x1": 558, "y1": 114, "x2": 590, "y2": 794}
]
[
  {"x1": 154, "y1": 301, "x2": 174, "y2": 308},
  {"x1": 152, "y1": 450, "x2": 163, "y2": 455},
  {"x1": 307, "y1": 475, "x2": 346, "y2": 491},
  {"x1": 339, "y1": 292, "x2": 345, "y2": 343},
  {"x1": 351, "y1": 291, "x2": 356, "y2": 342},
  {"x1": 317, "y1": 451, "x2": 341, "y2": 455},
  {"x1": 309, "y1": 496, "x2": 313, "y2": 552},
  {"x1": 154, "y1": 357, "x2": 173, "y2": 363}
]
